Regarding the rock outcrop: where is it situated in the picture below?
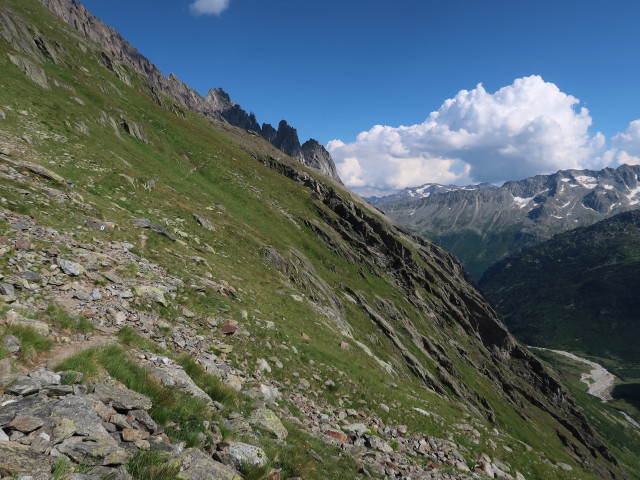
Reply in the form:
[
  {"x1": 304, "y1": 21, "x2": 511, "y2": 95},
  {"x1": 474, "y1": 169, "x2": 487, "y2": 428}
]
[
  {"x1": 263, "y1": 120, "x2": 304, "y2": 163},
  {"x1": 301, "y1": 139, "x2": 343, "y2": 183}
]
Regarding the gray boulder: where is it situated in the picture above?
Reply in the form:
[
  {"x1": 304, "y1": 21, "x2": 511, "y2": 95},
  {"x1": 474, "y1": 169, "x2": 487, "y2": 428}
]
[
  {"x1": 51, "y1": 396, "x2": 117, "y2": 444},
  {"x1": 0, "y1": 396, "x2": 55, "y2": 426},
  {"x1": 126, "y1": 409, "x2": 157, "y2": 433},
  {"x1": 149, "y1": 364, "x2": 212, "y2": 404},
  {"x1": 91, "y1": 382, "x2": 152, "y2": 411},
  {"x1": 28, "y1": 368, "x2": 61, "y2": 386},
  {"x1": 248, "y1": 408, "x2": 288, "y2": 439},
  {"x1": 178, "y1": 448, "x2": 242, "y2": 480},
  {"x1": 215, "y1": 442, "x2": 268, "y2": 470},
  {"x1": 3, "y1": 375, "x2": 43, "y2": 396},
  {"x1": 193, "y1": 214, "x2": 214, "y2": 231},
  {"x1": 3, "y1": 334, "x2": 21, "y2": 353},
  {"x1": 56, "y1": 440, "x2": 131, "y2": 466},
  {"x1": 0, "y1": 441, "x2": 54, "y2": 476},
  {"x1": 0, "y1": 282, "x2": 15, "y2": 296},
  {"x1": 57, "y1": 258, "x2": 85, "y2": 276}
]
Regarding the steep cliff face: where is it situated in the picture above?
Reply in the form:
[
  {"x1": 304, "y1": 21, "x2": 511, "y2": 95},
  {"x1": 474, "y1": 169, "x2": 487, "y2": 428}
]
[
  {"x1": 301, "y1": 139, "x2": 343, "y2": 183},
  {"x1": 265, "y1": 120, "x2": 304, "y2": 162},
  {"x1": 36, "y1": 0, "x2": 343, "y2": 184}
]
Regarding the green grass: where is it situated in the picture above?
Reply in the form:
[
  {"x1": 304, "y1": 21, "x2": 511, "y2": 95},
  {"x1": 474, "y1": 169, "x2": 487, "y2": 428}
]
[
  {"x1": 0, "y1": 324, "x2": 53, "y2": 360},
  {"x1": 54, "y1": 348, "x2": 101, "y2": 379},
  {"x1": 117, "y1": 263, "x2": 139, "y2": 278},
  {"x1": 0, "y1": 345, "x2": 9, "y2": 360},
  {"x1": 117, "y1": 326, "x2": 167, "y2": 354},
  {"x1": 51, "y1": 457, "x2": 72, "y2": 480},
  {"x1": 258, "y1": 420, "x2": 361, "y2": 480},
  {"x1": 126, "y1": 450, "x2": 181, "y2": 480},
  {"x1": 42, "y1": 305, "x2": 94, "y2": 334},
  {"x1": 177, "y1": 354, "x2": 237, "y2": 405},
  {"x1": 536, "y1": 349, "x2": 640, "y2": 480},
  {"x1": 54, "y1": 344, "x2": 213, "y2": 446},
  {"x1": 238, "y1": 462, "x2": 271, "y2": 480}
]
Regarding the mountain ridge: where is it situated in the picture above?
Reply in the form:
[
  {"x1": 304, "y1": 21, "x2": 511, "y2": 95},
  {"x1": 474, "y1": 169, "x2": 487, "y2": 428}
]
[
  {"x1": 378, "y1": 164, "x2": 640, "y2": 279},
  {"x1": 36, "y1": 0, "x2": 342, "y2": 184},
  {"x1": 367, "y1": 182, "x2": 498, "y2": 206}
]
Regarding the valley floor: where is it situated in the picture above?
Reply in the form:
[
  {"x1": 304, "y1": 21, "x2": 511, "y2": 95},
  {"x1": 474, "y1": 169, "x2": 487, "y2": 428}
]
[{"x1": 531, "y1": 347, "x2": 616, "y2": 401}]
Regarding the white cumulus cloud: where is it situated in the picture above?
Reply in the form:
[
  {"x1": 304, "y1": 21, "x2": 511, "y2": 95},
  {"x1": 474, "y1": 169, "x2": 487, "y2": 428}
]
[
  {"x1": 612, "y1": 120, "x2": 640, "y2": 165},
  {"x1": 190, "y1": 0, "x2": 230, "y2": 16},
  {"x1": 327, "y1": 75, "x2": 612, "y2": 196}
]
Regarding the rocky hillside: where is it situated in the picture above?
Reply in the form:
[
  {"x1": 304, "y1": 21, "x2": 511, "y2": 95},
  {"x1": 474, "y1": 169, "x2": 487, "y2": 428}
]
[
  {"x1": 378, "y1": 165, "x2": 640, "y2": 279},
  {"x1": 479, "y1": 210, "x2": 640, "y2": 364},
  {"x1": 35, "y1": 0, "x2": 342, "y2": 184},
  {"x1": 0, "y1": 0, "x2": 634, "y2": 478}
]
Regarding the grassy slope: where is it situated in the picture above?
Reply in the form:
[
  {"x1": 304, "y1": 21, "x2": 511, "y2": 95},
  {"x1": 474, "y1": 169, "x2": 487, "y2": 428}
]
[
  {"x1": 535, "y1": 350, "x2": 640, "y2": 479},
  {"x1": 479, "y1": 211, "x2": 640, "y2": 363},
  {"x1": 0, "y1": 1, "x2": 633, "y2": 477}
]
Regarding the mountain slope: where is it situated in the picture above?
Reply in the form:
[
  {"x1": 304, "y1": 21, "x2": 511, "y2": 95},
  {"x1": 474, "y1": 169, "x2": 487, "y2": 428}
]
[
  {"x1": 0, "y1": 0, "x2": 631, "y2": 478},
  {"x1": 379, "y1": 165, "x2": 640, "y2": 279},
  {"x1": 36, "y1": 0, "x2": 342, "y2": 184},
  {"x1": 479, "y1": 210, "x2": 640, "y2": 363}
]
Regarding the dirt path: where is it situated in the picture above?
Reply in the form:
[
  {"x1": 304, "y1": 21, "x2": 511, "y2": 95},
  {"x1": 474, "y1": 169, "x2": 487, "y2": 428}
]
[
  {"x1": 534, "y1": 347, "x2": 616, "y2": 402},
  {"x1": 44, "y1": 328, "x2": 118, "y2": 370}
]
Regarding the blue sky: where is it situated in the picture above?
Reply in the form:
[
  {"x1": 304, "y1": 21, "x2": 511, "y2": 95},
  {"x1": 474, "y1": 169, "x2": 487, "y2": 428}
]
[{"x1": 80, "y1": 0, "x2": 640, "y2": 194}]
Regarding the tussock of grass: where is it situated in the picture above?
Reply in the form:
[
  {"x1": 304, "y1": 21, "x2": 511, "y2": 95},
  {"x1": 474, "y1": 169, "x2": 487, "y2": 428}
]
[
  {"x1": 54, "y1": 344, "x2": 212, "y2": 446},
  {"x1": 43, "y1": 305, "x2": 94, "y2": 334},
  {"x1": 126, "y1": 450, "x2": 181, "y2": 480},
  {"x1": 117, "y1": 326, "x2": 166, "y2": 354},
  {"x1": 54, "y1": 348, "x2": 101, "y2": 379},
  {"x1": 1, "y1": 324, "x2": 53, "y2": 360},
  {"x1": 51, "y1": 457, "x2": 72, "y2": 479},
  {"x1": 177, "y1": 354, "x2": 236, "y2": 405},
  {"x1": 239, "y1": 462, "x2": 271, "y2": 480}
]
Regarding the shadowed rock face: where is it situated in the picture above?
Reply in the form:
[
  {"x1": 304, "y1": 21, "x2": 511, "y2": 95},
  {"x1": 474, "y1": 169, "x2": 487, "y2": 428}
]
[
  {"x1": 302, "y1": 139, "x2": 343, "y2": 183},
  {"x1": 36, "y1": 0, "x2": 343, "y2": 184},
  {"x1": 264, "y1": 120, "x2": 303, "y2": 162}
]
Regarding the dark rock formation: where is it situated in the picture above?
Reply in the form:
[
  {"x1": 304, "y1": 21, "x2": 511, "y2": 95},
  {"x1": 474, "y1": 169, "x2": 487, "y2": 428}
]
[{"x1": 266, "y1": 120, "x2": 303, "y2": 162}]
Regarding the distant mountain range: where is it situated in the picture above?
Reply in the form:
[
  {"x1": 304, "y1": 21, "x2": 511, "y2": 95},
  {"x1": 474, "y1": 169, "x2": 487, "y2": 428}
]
[
  {"x1": 479, "y1": 210, "x2": 640, "y2": 364},
  {"x1": 366, "y1": 182, "x2": 497, "y2": 206},
  {"x1": 376, "y1": 164, "x2": 640, "y2": 279}
]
